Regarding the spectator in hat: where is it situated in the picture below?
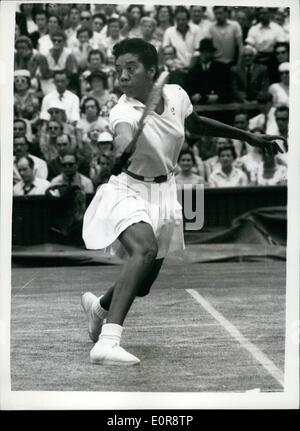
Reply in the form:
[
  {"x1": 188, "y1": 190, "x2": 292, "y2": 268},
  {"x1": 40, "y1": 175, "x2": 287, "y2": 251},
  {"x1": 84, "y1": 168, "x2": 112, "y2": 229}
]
[
  {"x1": 14, "y1": 35, "x2": 49, "y2": 79},
  {"x1": 39, "y1": 119, "x2": 64, "y2": 161},
  {"x1": 46, "y1": 100, "x2": 77, "y2": 148},
  {"x1": 13, "y1": 136, "x2": 48, "y2": 185},
  {"x1": 14, "y1": 69, "x2": 40, "y2": 124},
  {"x1": 89, "y1": 132, "x2": 115, "y2": 186},
  {"x1": 268, "y1": 62, "x2": 289, "y2": 107},
  {"x1": 207, "y1": 6, "x2": 243, "y2": 66},
  {"x1": 83, "y1": 70, "x2": 118, "y2": 118},
  {"x1": 40, "y1": 70, "x2": 80, "y2": 126},
  {"x1": 13, "y1": 155, "x2": 50, "y2": 196},
  {"x1": 249, "y1": 91, "x2": 278, "y2": 135},
  {"x1": 246, "y1": 7, "x2": 287, "y2": 65},
  {"x1": 163, "y1": 6, "x2": 201, "y2": 69},
  {"x1": 186, "y1": 38, "x2": 233, "y2": 104},
  {"x1": 231, "y1": 45, "x2": 269, "y2": 102}
]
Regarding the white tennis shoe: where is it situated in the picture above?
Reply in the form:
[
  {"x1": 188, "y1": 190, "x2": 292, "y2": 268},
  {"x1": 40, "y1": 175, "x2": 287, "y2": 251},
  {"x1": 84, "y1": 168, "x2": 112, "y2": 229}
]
[
  {"x1": 90, "y1": 341, "x2": 140, "y2": 366},
  {"x1": 81, "y1": 292, "x2": 107, "y2": 342}
]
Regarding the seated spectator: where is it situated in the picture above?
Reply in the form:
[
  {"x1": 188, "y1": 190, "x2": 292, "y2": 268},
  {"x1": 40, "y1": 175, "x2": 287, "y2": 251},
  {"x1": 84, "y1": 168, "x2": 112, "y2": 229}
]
[
  {"x1": 47, "y1": 152, "x2": 93, "y2": 245},
  {"x1": 92, "y1": 152, "x2": 115, "y2": 188},
  {"x1": 83, "y1": 70, "x2": 118, "y2": 119},
  {"x1": 18, "y1": 3, "x2": 39, "y2": 35},
  {"x1": 234, "y1": 8, "x2": 252, "y2": 42},
  {"x1": 154, "y1": 6, "x2": 174, "y2": 43},
  {"x1": 235, "y1": 127, "x2": 264, "y2": 183},
  {"x1": 125, "y1": 5, "x2": 144, "y2": 38},
  {"x1": 254, "y1": 152, "x2": 287, "y2": 186},
  {"x1": 159, "y1": 45, "x2": 187, "y2": 88},
  {"x1": 268, "y1": 62, "x2": 289, "y2": 107},
  {"x1": 249, "y1": 91, "x2": 278, "y2": 134},
  {"x1": 71, "y1": 25, "x2": 94, "y2": 72},
  {"x1": 268, "y1": 42, "x2": 289, "y2": 84},
  {"x1": 14, "y1": 36, "x2": 49, "y2": 79},
  {"x1": 175, "y1": 149, "x2": 204, "y2": 186},
  {"x1": 37, "y1": 14, "x2": 62, "y2": 56},
  {"x1": 92, "y1": 12, "x2": 107, "y2": 37},
  {"x1": 208, "y1": 145, "x2": 248, "y2": 188},
  {"x1": 78, "y1": 96, "x2": 108, "y2": 139},
  {"x1": 13, "y1": 118, "x2": 42, "y2": 157},
  {"x1": 39, "y1": 119, "x2": 63, "y2": 161},
  {"x1": 65, "y1": 6, "x2": 81, "y2": 44},
  {"x1": 163, "y1": 6, "x2": 201, "y2": 70},
  {"x1": 189, "y1": 6, "x2": 211, "y2": 41},
  {"x1": 13, "y1": 136, "x2": 48, "y2": 185},
  {"x1": 40, "y1": 70, "x2": 80, "y2": 126},
  {"x1": 41, "y1": 30, "x2": 78, "y2": 95},
  {"x1": 101, "y1": 18, "x2": 124, "y2": 64},
  {"x1": 13, "y1": 155, "x2": 50, "y2": 196},
  {"x1": 14, "y1": 69, "x2": 40, "y2": 126},
  {"x1": 274, "y1": 105, "x2": 289, "y2": 167},
  {"x1": 49, "y1": 152, "x2": 94, "y2": 194},
  {"x1": 207, "y1": 6, "x2": 243, "y2": 66},
  {"x1": 67, "y1": 10, "x2": 105, "y2": 51},
  {"x1": 231, "y1": 45, "x2": 269, "y2": 102},
  {"x1": 47, "y1": 133, "x2": 90, "y2": 180},
  {"x1": 46, "y1": 101, "x2": 77, "y2": 149},
  {"x1": 140, "y1": 17, "x2": 161, "y2": 52},
  {"x1": 231, "y1": 112, "x2": 253, "y2": 157},
  {"x1": 80, "y1": 49, "x2": 110, "y2": 95},
  {"x1": 246, "y1": 7, "x2": 287, "y2": 66},
  {"x1": 205, "y1": 137, "x2": 234, "y2": 181},
  {"x1": 29, "y1": 9, "x2": 49, "y2": 49},
  {"x1": 186, "y1": 38, "x2": 233, "y2": 104},
  {"x1": 273, "y1": 8, "x2": 289, "y2": 39}
]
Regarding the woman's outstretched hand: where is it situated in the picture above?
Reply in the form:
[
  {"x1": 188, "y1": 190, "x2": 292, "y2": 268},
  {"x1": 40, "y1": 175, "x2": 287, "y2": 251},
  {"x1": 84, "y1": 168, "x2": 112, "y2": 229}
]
[{"x1": 245, "y1": 132, "x2": 287, "y2": 155}]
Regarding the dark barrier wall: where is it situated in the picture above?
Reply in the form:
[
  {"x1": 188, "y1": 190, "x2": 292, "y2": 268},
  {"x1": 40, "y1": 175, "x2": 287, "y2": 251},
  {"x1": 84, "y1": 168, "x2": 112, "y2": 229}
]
[{"x1": 11, "y1": 186, "x2": 287, "y2": 246}]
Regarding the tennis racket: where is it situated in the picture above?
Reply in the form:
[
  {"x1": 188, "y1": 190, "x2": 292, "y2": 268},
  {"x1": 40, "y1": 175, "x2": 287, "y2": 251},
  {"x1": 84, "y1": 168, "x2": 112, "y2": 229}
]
[{"x1": 112, "y1": 71, "x2": 170, "y2": 175}]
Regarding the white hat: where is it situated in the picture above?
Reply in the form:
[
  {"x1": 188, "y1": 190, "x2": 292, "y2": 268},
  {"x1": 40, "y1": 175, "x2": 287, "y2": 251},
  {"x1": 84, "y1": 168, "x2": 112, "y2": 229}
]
[
  {"x1": 14, "y1": 69, "x2": 31, "y2": 78},
  {"x1": 97, "y1": 131, "x2": 113, "y2": 143},
  {"x1": 278, "y1": 62, "x2": 289, "y2": 72},
  {"x1": 47, "y1": 100, "x2": 66, "y2": 112}
]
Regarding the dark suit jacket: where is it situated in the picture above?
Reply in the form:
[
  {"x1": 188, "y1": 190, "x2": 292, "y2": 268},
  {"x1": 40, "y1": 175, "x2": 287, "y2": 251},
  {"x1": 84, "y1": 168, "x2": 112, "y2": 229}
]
[
  {"x1": 186, "y1": 60, "x2": 233, "y2": 103},
  {"x1": 47, "y1": 157, "x2": 90, "y2": 181},
  {"x1": 231, "y1": 63, "x2": 269, "y2": 101}
]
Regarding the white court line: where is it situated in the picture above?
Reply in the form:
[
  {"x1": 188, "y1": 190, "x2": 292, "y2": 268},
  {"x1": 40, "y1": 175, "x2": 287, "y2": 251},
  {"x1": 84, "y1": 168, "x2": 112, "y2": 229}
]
[
  {"x1": 186, "y1": 288, "x2": 284, "y2": 387},
  {"x1": 12, "y1": 323, "x2": 202, "y2": 334},
  {"x1": 13, "y1": 277, "x2": 36, "y2": 297}
]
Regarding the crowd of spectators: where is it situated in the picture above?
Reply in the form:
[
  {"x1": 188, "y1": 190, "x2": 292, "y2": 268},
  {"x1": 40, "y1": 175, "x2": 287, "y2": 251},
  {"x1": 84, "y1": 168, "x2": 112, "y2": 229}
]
[{"x1": 13, "y1": 3, "x2": 289, "y2": 212}]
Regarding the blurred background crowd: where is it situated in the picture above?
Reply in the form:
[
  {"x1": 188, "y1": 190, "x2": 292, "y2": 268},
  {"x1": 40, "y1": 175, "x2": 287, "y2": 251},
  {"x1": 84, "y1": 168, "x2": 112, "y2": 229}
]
[{"x1": 13, "y1": 3, "x2": 289, "y2": 205}]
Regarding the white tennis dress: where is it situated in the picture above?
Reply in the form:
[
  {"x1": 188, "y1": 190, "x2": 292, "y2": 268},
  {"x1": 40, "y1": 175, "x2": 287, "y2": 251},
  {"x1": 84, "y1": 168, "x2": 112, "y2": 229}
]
[{"x1": 82, "y1": 84, "x2": 193, "y2": 259}]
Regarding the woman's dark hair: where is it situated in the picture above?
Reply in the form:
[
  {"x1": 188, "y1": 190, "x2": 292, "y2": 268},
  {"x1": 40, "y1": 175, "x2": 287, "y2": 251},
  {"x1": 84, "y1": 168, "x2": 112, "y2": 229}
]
[
  {"x1": 178, "y1": 149, "x2": 196, "y2": 165},
  {"x1": 15, "y1": 35, "x2": 33, "y2": 50},
  {"x1": 174, "y1": 6, "x2": 190, "y2": 20},
  {"x1": 274, "y1": 41, "x2": 290, "y2": 56},
  {"x1": 218, "y1": 145, "x2": 237, "y2": 159},
  {"x1": 92, "y1": 12, "x2": 107, "y2": 26},
  {"x1": 88, "y1": 48, "x2": 105, "y2": 64},
  {"x1": 126, "y1": 4, "x2": 145, "y2": 17},
  {"x1": 32, "y1": 9, "x2": 48, "y2": 23},
  {"x1": 155, "y1": 6, "x2": 174, "y2": 25},
  {"x1": 113, "y1": 38, "x2": 159, "y2": 79},
  {"x1": 76, "y1": 25, "x2": 93, "y2": 39},
  {"x1": 81, "y1": 97, "x2": 101, "y2": 115}
]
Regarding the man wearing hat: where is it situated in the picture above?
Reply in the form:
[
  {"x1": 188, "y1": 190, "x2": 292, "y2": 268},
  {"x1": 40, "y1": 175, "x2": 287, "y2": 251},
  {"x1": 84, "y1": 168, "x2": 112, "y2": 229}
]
[{"x1": 186, "y1": 38, "x2": 233, "y2": 104}]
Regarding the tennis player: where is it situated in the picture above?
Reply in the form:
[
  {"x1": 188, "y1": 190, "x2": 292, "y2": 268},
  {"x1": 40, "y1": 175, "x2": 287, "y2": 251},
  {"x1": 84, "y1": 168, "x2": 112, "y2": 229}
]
[{"x1": 82, "y1": 38, "x2": 285, "y2": 365}]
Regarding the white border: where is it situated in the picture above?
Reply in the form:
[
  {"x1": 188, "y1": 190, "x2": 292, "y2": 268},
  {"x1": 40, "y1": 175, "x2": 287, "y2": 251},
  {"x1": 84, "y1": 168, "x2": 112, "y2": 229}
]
[{"x1": 0, "y1": 0, "x2": 299, "y2": 410}]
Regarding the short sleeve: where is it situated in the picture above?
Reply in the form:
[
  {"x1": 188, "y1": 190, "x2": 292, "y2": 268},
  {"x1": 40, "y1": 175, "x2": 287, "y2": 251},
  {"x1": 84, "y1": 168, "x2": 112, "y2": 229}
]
[
  {"x1": 109, "y1": 102, "x2": 136, "y2": 134},
  {"x1": 179, "y1": 86, "x2": 193, "y2": 119}
]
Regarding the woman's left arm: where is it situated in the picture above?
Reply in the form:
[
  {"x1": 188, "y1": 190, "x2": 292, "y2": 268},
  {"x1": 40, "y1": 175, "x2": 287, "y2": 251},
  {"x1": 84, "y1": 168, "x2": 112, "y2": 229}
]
[{"x1": 185, "y1": 110, "x2": 286, "y2": 154}]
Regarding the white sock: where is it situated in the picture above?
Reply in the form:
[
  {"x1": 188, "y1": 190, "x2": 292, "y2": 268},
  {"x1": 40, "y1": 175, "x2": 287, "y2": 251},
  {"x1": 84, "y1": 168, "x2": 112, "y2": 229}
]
[
  {"x1": 93, "y1": 295, "x2": 108, "y2": 319},
  {"x1": 99, "y1": 323, "x2": 123, "y2": 345}
]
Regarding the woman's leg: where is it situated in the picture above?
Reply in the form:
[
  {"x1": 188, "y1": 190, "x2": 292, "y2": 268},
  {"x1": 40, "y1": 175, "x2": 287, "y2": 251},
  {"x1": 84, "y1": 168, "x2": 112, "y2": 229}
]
[{"x1": 105, "y1": 221, "x2": 159, "y2": 325}]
